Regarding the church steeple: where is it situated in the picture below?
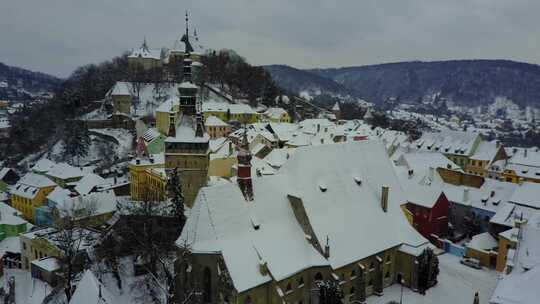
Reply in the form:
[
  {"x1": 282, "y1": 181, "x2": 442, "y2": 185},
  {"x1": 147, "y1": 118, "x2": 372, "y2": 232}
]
[{"x1": 181, "y1": 11, "x2": 194, "y2": 54}]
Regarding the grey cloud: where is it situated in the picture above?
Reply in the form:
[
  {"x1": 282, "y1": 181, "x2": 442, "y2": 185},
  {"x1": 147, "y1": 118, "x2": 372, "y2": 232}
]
[{"x1": 1, "y1": 0, "x2": 540, "y2": 77}]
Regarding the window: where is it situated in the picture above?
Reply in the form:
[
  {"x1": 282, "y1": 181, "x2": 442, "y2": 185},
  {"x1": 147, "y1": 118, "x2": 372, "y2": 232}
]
[
  {"x1": 368, "y1": 279, "x2": 373, "y2": 286},
  {"x1": 315, "y1": 272, "x2": 323, "y2": 281},
  {"x1": 286, "y1": 282, "x2": 292, "y2": 293},
  {"x1": 244, "y1": 296, "x2": 252, "y2": 304},
  {"x1": 350, "y1": 269, "x2": 356, "y2": 279},
  {"x1": 385, "y1": 271, "x2": 390, "y2": 278},
  {"x1": 350, "y1": 286, "x2": 356, "y2": 295},
  {"x1": 369, "y1": 262, "x2": 374, "y2": 270},
  {"x1": 297, "y1": 277, "x2": 304, "y2": 287}
]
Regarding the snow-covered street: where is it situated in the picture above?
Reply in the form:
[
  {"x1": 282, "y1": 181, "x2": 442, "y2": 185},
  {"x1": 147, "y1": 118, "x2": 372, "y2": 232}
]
[{"x1": 367, "y1": 254, "x2": 499, "y2": 304}]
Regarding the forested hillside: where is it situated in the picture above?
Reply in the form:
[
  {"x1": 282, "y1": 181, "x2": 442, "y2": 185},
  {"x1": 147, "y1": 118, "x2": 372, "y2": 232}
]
[{"x1": 266, "y1": 60, "x2": 540, "y2": 108}]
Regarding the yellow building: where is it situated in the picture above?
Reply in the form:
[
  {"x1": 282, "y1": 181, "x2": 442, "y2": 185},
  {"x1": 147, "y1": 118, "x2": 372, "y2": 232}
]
[
  {"x1": 155, "y1": 97, "x2": 180, "y2": 136},
  {"x1": 264, "y1": 107, "x2": 290, "y2": 123},
  {"x1": 20, "y1": 228, "x2": 61, "y2": 270},
  {"x1": 208, "y1": 139, "x2": 237, "y2": 178},
  {"x1": 107, "y1": 82, "x2": 133, "y2": 115},
  {"x1": 496, "y1": 228, "x2": 518, "y2": 272},
  {"x1": 202, "y1": 101, "x2": 259, "y2": 124},
  {"x1": 129, "y1": 154, "x2": 166, "y2": 201},
  {"x1": 464, "y1": 232, "x2": 498, "y2": 268},
  {"x1": 205, "y1": 115, "x2": 231, "y2": 139},
  {"x1": 127, "y1": 39, "x2": 163, "y2": 71},
  {"x1": 20, "y1": 227, "x2": 100, "y2": 270},
  {"x1": 11, "y1": 173, "x2": 56, "y2": 222},
  {"x1": 466, "y1": 141, "x2": 507, "y2": 177}
]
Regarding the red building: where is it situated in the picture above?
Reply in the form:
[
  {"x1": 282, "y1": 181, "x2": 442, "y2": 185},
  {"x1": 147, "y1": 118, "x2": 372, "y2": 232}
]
[{"x1": 405, "y1": 191, "x2": 449, "y2": 247}]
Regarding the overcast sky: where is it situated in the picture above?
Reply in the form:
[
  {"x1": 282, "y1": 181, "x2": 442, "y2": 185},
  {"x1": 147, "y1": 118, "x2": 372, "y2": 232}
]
[{"x1": 2, "y1": 0, "x2": 540, "y2": 77}]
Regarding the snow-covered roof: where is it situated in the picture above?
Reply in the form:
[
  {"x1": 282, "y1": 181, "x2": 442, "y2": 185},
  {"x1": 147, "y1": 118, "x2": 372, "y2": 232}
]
[
  {"x1": 155, "y1": 96, "x2": 179, "y2": 114},
  {"x1": 110, "y1": 81, "x2": 132, "y2": 96},
  {"x1": 443, "y1": 179, "x2": 517, "y2": 213},
  {"x1": 508, "y1": 182, "x2": 540, "y2": 209},
  {"x1": 205, "y1": 115, "x2": 228, "y2": 127},
  {"x1": 202, "y1": 100, "x2": 258, "y2": 115},
  {"x1": 414, "y1": 130, "x2": 480, "y2": 156},
  {"x1": 74, "y1": 173, "x2": 109, "y2": 195},
  {"x1": 0, "y1": 167, "x2": 13, "y2": 180},
  {"x1": 466, "y1": 232, "x2": 498, "y2": 252},
  {"x1": 10, "y1": 173, "x2": 56, "y2": 199},
  {"x1": 31, "y1": 158, "x2": 55, "y2": 173},
  {"x1": 127, "y1": 41, "x2": 161, "y2": 60},
  {"x1": 31, "y1": 257, "x2": 61, "y2": 272},
  {"x1": 470, "y1": 140, "x2": 501, "y2": 161},
  {"x1": 57, "y1": 190, "x2": 118, "y2": 218},
  {"x1": 166, "y1": 115, "x2": 210, "y2": 144},
  {"x1": 262, "y1": 148, "x2": 295, "y2": 169},
  {"x1": 46, "y1": 163, "x2": 85, "y2": 181},
  {"x1": 69, "y1": 270, "x2": 118, "y2": 304},
  {"x1": 490, "y1": 212, "x2": 540, "y2": 304},
  {"x1": 265, "y1": 107, "x2": 288, "y2": 120},
  {"x1": 178, "y1": 141, "x2": 428, "y2": 292},
  {"x1": 46, "y1": 186, "x2": 72, "y2": 203},
  {"x1": 0, "y1": 202, "x2": 27, "y2": 226},
  {"x1": 490, "y1": 264, "x2": 540, "y2": 304}
]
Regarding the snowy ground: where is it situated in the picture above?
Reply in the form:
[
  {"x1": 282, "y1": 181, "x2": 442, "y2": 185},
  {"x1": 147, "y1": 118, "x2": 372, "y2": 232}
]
[
  {"x1": 0, "y1": 268, "x2": 51, "y2": 304},
  {"x1": 366, "y1": 254, "x2": 499, "y2": 304},
  {"x1": 89, "y1": 128, "x2": 134, "y2": 158}
]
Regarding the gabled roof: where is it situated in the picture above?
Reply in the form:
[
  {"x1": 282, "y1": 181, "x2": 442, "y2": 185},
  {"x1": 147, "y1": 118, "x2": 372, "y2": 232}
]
[
  {"x1": 74, "y1": 173, "x2": 108, "y2": 195},
  {"x1": 415, "y1": 130, "x2": 480, "y2": 156},
  {"x1": 31, "y1": 158, "x2": 55, "y2": 173},
  {"x1": 46, "y1": 163, "x2": 84, "y2": 180},
  {"x1": 205, "y1": 115, "x2": 228, "y2": 127},
  {"x1": 70, "y1": 270, "x2": 118, "y2": 304},
  {"x1": 11, "y1": 173, "x2": 56, "y2": 199},
  {"x1": 178, "y1": 141, "x2": 427, "y2": 292}
]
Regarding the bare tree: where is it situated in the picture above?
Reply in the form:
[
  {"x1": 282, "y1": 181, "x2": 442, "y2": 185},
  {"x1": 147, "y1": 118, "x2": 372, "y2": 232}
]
[{"x1": 51, "y1": 210, "x2": 98, "y2": 302}]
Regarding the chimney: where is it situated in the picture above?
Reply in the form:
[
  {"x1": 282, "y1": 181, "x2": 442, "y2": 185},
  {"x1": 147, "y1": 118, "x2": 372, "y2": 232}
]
[
  {"x1": 463, "y1": 188, "x2": 470, "y2": 202},
  {"x1": 428, "y1": 167, "x2": 435, "y2": 180},
  {"x1": 408, "y1": 169, "x2": 414, "y2": 178},
  {"x1": 490, "y1": 190, "x2": 495, "y2": 197},
  {"x1": 228, "y1": 141, "x2": 233, "y2": 155},
  {"x1": 324, "y1": 236, "x2": 330, "y2": 258},
  {"x1": 381, "y1": 186, "x2": 389, "y2": 213},
  {"x1": 524, "y1": 149, "x2": 528, "y2": 158}
]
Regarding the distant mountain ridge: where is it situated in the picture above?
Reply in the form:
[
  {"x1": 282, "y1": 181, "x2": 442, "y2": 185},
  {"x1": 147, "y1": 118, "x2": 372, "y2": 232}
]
[
  {"x1": 0, "y1": 62, "x2": 62, "y2": 100},
  {"x1": 264, "y1": 60, "x2": 540, "y2": 108}
]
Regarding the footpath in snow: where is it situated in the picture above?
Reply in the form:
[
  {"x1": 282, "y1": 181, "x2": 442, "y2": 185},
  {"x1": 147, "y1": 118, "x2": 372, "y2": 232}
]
[{"x1": 367, "y1": 254, "x2": 499, "y2": 304}]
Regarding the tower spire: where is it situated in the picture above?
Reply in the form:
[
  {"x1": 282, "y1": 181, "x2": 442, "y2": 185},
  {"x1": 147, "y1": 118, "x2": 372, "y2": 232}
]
[{"x1": 185, "y1": 11, "x2": 189, "y2": 39}]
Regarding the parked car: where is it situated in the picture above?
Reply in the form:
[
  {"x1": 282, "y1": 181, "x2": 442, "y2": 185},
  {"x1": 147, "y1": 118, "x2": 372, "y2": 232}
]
[{"x1": 460, "y1": 257, "x2": 482, "y2": 269}]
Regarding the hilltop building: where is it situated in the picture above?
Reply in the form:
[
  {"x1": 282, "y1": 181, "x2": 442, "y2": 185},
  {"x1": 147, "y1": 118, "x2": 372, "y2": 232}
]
[{"x1": 127, "y1": 38, "x2": 162, "y2": 71}]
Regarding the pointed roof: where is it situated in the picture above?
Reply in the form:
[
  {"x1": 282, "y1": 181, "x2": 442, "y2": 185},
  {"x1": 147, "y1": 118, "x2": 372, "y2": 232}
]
[{"x1": 70, "y1": 270, "x2": 116, "y2": 304}]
